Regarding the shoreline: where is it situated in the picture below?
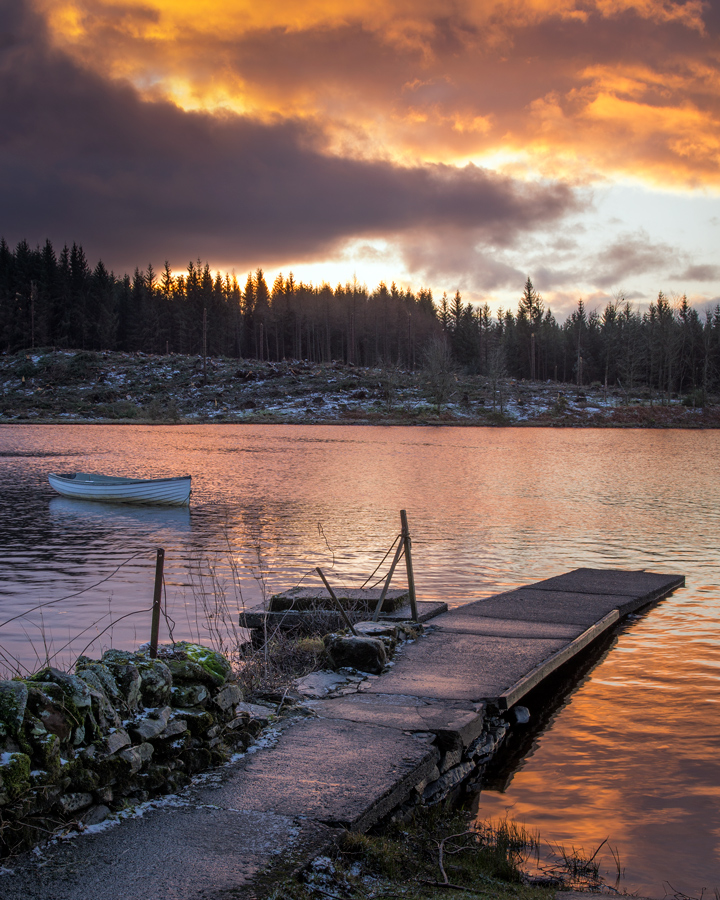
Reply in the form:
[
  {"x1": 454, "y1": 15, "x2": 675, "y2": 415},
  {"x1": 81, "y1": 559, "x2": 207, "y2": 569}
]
[{"x1": 2, "y1": 349, "x2": 718, "y2": 428}]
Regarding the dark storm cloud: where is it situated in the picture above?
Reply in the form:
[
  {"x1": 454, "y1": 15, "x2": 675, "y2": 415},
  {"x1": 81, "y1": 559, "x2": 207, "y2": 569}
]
[{"x1": 0, "y1": 0, "x2": 579, "y2": 275}]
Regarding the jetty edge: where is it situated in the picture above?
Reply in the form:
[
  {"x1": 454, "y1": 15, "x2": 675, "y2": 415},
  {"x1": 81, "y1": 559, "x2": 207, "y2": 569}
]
[{"x1": 0, "y1": 568, "x2": 684, "y2": 900}]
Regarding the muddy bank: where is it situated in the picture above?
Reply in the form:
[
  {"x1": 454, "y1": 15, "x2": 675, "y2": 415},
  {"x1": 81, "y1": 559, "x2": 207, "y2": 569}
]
[{"x1": 1, "y1": 350, "x2": 718, "y2": 427}]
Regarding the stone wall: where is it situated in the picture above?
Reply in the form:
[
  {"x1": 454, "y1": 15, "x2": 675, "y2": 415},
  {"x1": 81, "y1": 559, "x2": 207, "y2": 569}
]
[{"x1": 0, "y1": 642, "x2": 265, "y2": 858}]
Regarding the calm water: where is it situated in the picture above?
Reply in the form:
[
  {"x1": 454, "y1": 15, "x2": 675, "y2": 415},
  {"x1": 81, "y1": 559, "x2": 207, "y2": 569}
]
[{"x1": 0, "y1": 424, "x2": 718, "y2": 895}]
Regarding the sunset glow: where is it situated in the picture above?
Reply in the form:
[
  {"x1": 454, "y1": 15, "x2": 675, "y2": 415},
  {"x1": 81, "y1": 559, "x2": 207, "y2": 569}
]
[{"x1": 2, "y1": 0, "x2": 718, "y2": 314}]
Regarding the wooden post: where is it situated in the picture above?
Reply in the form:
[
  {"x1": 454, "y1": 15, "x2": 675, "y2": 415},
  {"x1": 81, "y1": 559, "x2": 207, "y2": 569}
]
[
  {"x1": 400, "y1": 510, "x2": 419, "y2": 622},
  {"x1": 150, "y1": 548, "x2": 165, "y2": 658},
  {"x1": 372, "y1": 539, "x2": 405, "y2": 622},
  {"x1": 316, "y1": 567, "x2": 358, "y2": 635}
]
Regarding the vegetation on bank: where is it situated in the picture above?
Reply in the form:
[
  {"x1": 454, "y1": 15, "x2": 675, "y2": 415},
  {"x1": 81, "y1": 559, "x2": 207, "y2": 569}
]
[
  {"x1": 2, "y1": 239, "x2": 720, "y2": 400},
  {"x1": 263, "y1": 805, "x2": 612, "y2": 900}
]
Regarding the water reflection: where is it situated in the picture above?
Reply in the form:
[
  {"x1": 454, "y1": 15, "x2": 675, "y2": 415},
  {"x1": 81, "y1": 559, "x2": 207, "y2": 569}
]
[
  {"x1": 0, "y1": 424, "x2": 718, "y2": 896},
  {"x1": 49, "y1": 496, "x2": 192, "y2": 532}
]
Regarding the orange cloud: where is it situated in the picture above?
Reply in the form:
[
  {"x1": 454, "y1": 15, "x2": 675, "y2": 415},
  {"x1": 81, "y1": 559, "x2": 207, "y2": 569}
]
[{"x1": 31, "y1": 0, "x2": 720, "y2": 187}]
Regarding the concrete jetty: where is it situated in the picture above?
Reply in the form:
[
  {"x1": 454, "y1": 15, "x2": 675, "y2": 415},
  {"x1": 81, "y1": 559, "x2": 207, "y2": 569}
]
[{"x1": 0, "y1": 568, "x2": 683, "y2": 900}]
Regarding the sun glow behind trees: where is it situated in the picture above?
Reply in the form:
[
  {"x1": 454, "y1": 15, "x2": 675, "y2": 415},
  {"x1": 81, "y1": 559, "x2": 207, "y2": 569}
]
[{"x1": 2, "y1": 239, "x2": 719, "y2": 398}]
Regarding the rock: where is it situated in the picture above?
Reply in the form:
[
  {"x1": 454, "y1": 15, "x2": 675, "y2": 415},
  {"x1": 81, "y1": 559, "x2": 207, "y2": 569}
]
[
  {"x1": 0, "y1": 681, "x2": 29, "y2": 740},
  {"x1": 100, "y1": 651, "x2": 142, "y2": 710},
  {"x1": 79, "y1": 804, "x2": 110, "y2": 826},
  {"x1": 32, "y1": 731, "x2": 61, "y2": 770},
  {"x1": 213, "y1": 683, "x2": 242, "y2": 712},
  {"x1": 25, "y1": 684, "x2": 77, "y2": 741},
  {"x1": 129, "y1": 706, "x2": 172, "y2": 741},
  {"x1": 136, "y1": 742, "x2": 154, "y2": 765},
  {"x1": 28, "y1": 667, "x2": 93, "y2": 712},
  {"x1": 161, "y1": 642, "x2": 230, "y2": 687},
  {"x1": 353, "y1": 622, "x2": 400, "y2": 639},
  {"x1": 70, "y1": 766, "x2": 99, "y2": 792},
  {"x1": 75, "y1": 660, "x2": 122, "y2": 704},
  {"x1": 511, "y1": 705, "x2": 530, "y2": 724},
  {"x1": 93, "y1": 785, "x2": 113, "y2": 803},
  {"x1": 170, "y1": 708, "x2": 215, "y2": 736},
  {"x1": 233, "y1": 702, "x2": 275, "y2": 724},
  {"x1": 423, "y1": 761, "x2": 475, "y2": 803},
  {"x1": 0, "y1": 751, "x2": 31, "y2": 803},
  {"x1": 324, "y1": 634, "x2": 387, "y2": 674},
  {"x1": 160, "y1": 719, "x2": 188, "y2": 739},
  {"x1": 57, "y1": 791, "x2": 93, "y2": 815},
  {"x1": 75, "y1": 670, "x2": 123, "y2": 732},
  {"x1": 171, "y1": 683, "x2": 209, "y2": 707},
  {"x1": 439, "y1": 748, "x2": 463, "y2": 773},
  {"x1": 118, "y1": 747, "x2": 144, "y2": 775},
  {"x1": 98, "y1": 728, "x2": 132, "y2": 757},
  {"x1": 294, "y1": 671, "x2": 351, "y2": 699},
  {"x1": 134, "y1": 657, "x2": 173, "y2": 707}
]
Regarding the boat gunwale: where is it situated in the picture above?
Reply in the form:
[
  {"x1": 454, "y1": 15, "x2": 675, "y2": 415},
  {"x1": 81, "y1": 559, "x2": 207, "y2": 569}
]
[{"x1": 49, "y1": 472, "x2": 191, "y2": 485}]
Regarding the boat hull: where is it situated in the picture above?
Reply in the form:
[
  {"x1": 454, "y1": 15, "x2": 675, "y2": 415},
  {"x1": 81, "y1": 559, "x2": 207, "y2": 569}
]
[{"x1": 48, "y1": 473, "x2": 191, "y2": 506}]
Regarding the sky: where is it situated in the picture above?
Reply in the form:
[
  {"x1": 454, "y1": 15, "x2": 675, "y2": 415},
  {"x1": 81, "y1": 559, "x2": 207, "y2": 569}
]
[{"x1": 1, "y1": 0, "x2": 719, "y2": 319}]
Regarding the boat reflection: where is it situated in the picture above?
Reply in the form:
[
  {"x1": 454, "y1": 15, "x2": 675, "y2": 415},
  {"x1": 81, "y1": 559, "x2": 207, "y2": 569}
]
[{"x1": 49, "y1": 496, "x2": 192, "y2": 532}]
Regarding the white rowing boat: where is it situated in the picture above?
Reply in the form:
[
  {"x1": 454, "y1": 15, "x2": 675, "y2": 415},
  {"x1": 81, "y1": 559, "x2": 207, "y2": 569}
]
[{"x1": 48, "y1": 472, "x2": 191, "y2": 506}]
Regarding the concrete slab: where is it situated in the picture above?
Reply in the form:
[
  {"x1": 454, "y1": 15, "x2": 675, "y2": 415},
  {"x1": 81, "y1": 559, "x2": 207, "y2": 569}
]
[
  {"x1": 365, "y1": 631, "x2": 568, "y2": 703},
  {"x1": 435, "y1": 611, "x2": 587, "y2": 640},
  {"x1": 240, "y1": 599, "x2": 446, "y2": 629},
  {"x1": 533, "y1": 568, "x2": 684, "y2": 608},
  {"x1": 455, "y1": 588, "x2": 632, "y2": 626},
  {"x1": 309, "y1": 692, "x2": 485, "y2": 750},
  {"x1": 201, "y1": 716, "x2": 439, "y2": 832},
  {"x1": 0, "y1": 805, "x2": 334, "y2": 900}
]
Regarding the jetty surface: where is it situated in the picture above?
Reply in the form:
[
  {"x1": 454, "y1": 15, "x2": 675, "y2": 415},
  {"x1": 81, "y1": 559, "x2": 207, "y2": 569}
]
[{"x1": 0, "y1": 568, "x2": 683, "y2": 900}]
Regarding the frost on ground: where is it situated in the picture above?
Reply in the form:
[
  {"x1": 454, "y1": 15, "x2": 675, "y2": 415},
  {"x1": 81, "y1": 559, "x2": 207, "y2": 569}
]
[{"x1": 1, "y1": 350, "x2": 717, "y2": 427}]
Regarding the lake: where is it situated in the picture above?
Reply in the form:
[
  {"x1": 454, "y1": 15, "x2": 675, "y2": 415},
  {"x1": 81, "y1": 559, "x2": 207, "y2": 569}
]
[{"x1": 0, "y1": 423, "x2": 718, "y2": 896}]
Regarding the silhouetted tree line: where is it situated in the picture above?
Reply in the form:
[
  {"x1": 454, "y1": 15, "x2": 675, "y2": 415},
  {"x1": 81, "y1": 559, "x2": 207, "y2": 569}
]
[{"x1": 2, "y1": 239, "x2": 719, "y2": 396}]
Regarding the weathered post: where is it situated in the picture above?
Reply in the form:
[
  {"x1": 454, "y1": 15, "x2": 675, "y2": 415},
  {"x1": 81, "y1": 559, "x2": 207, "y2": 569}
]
[
  {"x1": 400, "y1": 509, "x2": 419, "y2": 622},
  {"x1": 150, "y1": 548, "x2": 165, "y2": 659},
  {"x1": 372, "y1": 539, "x2": 405, "y2": 622},
  {"x1": 316, "y1": 567, "x2": 358, "y2": 635}
]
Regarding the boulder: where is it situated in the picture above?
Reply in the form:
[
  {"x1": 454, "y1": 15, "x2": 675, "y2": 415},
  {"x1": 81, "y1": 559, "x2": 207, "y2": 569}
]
[{"x1": 323, "y1": 634, "x2": 387, "y2": 674}]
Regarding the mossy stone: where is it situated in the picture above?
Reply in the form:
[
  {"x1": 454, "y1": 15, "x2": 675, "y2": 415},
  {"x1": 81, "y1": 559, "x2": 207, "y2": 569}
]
[
  {"x1": 0, "y1": 751, "x2": 31, "y2": 801},
  {"x1": 165, "y1": 643, "x2": 230, "y2": 687},
  {"x1": 0, "y1": 681, "x2": 28, "y2": 741},
  {"x1": 28, "y1": 667, "x2": 92, "y2": 711}
]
